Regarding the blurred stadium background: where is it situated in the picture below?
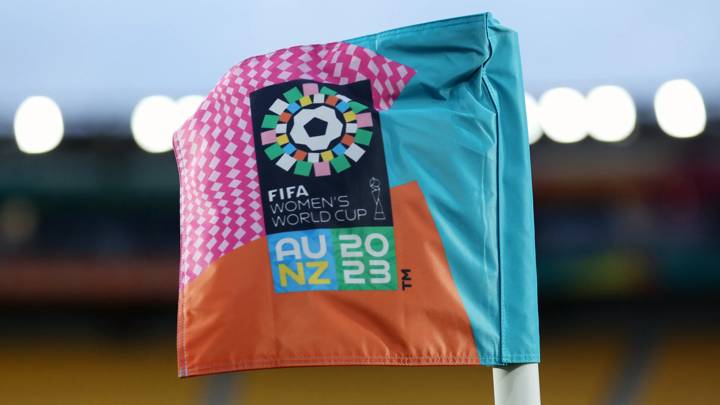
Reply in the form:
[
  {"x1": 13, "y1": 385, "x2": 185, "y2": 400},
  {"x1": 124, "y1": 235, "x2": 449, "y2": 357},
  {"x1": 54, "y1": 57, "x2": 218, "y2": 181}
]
[{"x1": 1, "y1": 1, "x2": 719, "y2": 404}]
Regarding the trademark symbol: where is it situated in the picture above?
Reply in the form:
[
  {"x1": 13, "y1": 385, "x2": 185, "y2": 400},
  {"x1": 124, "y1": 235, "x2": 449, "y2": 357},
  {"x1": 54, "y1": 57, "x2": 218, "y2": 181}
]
[{"x1": 401, "y1": 268, "x2": 412, "y2": 290}]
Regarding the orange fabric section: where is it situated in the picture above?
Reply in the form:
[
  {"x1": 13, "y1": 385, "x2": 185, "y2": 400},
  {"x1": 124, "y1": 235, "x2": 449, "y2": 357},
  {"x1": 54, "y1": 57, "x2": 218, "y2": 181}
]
[{"x1": 179, "y1": 181, "x2": 479, "y2": 376}]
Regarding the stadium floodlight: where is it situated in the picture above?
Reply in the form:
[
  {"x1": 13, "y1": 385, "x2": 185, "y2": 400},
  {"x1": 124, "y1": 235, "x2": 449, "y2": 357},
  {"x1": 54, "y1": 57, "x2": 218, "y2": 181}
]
[
  {"x1": 587, "y1": 85, "x2": 636, "y2": 143},
  {"x1": 132, "y1": 95, "x2": 205, "y2": 153},
  {"x1": 654, "y1": 79, "x2": 706, "y2": 139},
  {"x1": 524, "y1": 93, "x2": 543, "y2": 145},
  {"x1": 539, "y1": 87, "x2": 588, "y2": 144},
  {"x1": 14, "y1": 96, "x2": 64, "y2": 154},
  {"x1": 131, "y1": 95, "x2": 179, "y2": 153}
]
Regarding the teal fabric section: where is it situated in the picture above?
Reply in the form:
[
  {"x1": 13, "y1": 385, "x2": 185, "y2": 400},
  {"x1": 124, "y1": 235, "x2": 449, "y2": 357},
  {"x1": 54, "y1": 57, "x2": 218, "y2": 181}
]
[{"x1": 346, "y1": 13, "x2": 539, "y2": 365}]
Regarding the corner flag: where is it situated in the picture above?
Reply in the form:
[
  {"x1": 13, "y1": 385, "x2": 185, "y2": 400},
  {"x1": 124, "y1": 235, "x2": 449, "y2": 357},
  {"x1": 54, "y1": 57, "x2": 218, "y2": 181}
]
[{"x1": 173, "y1": 13, "x2": 539, "y2": 377}]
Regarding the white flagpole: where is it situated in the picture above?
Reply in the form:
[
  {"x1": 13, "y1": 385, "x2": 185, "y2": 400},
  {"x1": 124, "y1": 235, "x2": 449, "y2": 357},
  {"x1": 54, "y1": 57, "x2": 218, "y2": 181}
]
[{"x1": 493, "y1": 364, "x2": 541, "y2": 405}]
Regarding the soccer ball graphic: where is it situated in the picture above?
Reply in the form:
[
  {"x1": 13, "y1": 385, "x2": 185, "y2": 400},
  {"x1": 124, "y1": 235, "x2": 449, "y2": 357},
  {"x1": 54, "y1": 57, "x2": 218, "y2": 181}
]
[
  {"x1": 289, "y1": 106, "x2": 343, "y2": 151},
  {"x1": 258, "y1": 82, "x2": 374, "y2": 177}
]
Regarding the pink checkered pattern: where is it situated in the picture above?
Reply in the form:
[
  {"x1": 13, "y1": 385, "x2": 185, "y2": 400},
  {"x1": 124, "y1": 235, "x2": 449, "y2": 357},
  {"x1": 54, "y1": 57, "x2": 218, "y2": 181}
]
[{"x1": 173, "y1": 42, "x2": 415, "y2": 286}]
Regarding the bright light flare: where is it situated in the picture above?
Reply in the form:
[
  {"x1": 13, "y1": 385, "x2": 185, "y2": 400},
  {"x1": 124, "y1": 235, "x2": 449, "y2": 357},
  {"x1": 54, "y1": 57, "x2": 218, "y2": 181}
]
[
  {"x1": 131, "y1": 95, "x2": 204, "y2": 153},
  {"x1": 654, "y1": 79, "x2": 706, "y2": 139},
  {"x1": 14, "y1": 96, "x2": 64, "y2": 154},
  {"x1": 587, "y1": 85, "x2": 636, "y2": 142},
  {"x1": 525, "y1": 93, "x2": 543, "y2": 144},
  {"x1": 539, "y1": 87, "x2": 588, "y2": 144}
]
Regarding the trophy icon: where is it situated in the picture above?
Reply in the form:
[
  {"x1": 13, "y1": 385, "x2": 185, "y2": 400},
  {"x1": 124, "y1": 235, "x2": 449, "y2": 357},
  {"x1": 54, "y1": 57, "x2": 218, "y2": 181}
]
[{"x1": 369, "y1": 177, "x2": 385, "y2": 221}]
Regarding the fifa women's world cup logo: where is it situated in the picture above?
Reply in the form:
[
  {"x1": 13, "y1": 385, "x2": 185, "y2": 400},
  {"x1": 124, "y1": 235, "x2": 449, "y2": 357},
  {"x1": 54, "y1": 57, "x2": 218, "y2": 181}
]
[
  {"x1": 250, "y1": 79, "x2": 398, "y2": 293},
  {"x1": 255, "y1": 81, "x2": 375, "y2": 177}
]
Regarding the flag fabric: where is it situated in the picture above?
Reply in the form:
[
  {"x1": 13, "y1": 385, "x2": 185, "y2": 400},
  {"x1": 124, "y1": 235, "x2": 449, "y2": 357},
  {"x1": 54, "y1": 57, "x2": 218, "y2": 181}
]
[{"x1": 173, "y1": 13, "x2": 539, "y2": 377}]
